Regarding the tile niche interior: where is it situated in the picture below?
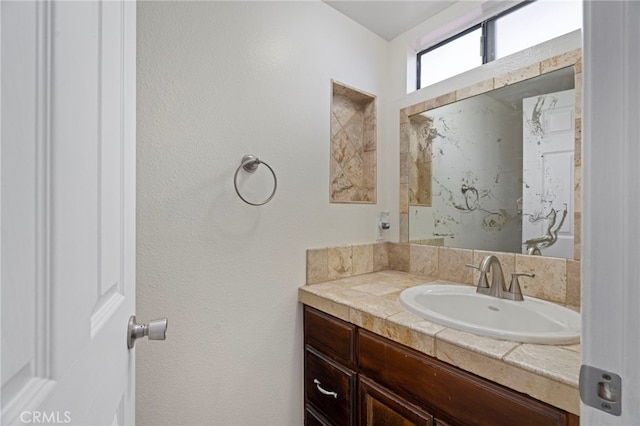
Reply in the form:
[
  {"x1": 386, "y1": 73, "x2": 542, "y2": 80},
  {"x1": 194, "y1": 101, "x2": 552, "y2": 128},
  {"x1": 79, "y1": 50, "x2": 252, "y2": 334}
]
[{"x1": 330, "y1": 80, "x2": 376, "y2": 203}]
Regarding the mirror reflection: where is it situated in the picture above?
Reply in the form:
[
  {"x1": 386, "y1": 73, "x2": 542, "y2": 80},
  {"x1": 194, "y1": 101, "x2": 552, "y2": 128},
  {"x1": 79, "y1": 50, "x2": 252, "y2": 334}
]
[{"x1": 408, "y1": 67, "x2": 577, "y2": 258}]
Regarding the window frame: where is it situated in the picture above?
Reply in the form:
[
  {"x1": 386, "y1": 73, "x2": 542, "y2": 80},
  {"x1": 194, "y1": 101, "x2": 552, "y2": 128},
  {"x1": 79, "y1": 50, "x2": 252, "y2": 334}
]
[{"x1": 416, "y1": 0, "x2": 535, "y2": 90}]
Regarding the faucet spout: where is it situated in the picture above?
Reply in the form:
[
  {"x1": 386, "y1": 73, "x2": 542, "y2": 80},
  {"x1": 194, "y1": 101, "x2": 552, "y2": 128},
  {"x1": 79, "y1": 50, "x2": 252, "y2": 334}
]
[{"x1": 480, "y1": 255, "x2": 506, "y2": 299}]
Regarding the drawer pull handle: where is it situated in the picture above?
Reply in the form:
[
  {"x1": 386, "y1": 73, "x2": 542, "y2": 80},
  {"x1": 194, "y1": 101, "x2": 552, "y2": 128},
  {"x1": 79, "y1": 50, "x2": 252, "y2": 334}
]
[{"x1": 313, "y1": 379, "x2": 338, "y2": 398}]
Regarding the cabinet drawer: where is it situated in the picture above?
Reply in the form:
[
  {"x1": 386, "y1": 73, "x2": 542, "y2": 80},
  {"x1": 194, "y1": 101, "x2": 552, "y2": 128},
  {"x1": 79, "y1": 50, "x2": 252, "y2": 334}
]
[
  {"x1": 305, "y1": 346, "x2": 356, "y2": 426},
  {"x1": 358, "y1": 330, "x2": 573, "y2": 426},
  {"x1": 306, "y1": 407, "x2": 331, "y2": 426},
  {"x1": 305, "y1": 306, "x2": 356, "y2": 366}
]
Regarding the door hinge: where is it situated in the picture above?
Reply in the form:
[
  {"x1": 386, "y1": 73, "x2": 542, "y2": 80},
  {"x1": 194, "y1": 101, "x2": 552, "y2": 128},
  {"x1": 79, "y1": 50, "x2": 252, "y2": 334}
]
[{"x1": 579, "y1": 364, "x2": 621, "y2": 416}]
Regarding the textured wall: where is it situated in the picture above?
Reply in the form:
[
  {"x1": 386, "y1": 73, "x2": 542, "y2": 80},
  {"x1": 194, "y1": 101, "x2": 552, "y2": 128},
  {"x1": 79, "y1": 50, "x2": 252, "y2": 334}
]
[{"x1": 136, "y1": 2, "x2": 389, "y2": 425}]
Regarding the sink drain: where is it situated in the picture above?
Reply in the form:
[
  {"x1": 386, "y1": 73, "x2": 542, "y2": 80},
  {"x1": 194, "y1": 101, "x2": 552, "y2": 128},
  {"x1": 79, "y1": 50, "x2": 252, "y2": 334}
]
[{"x1": 488, "y1": 305, "x2": 500, "y2": 312}]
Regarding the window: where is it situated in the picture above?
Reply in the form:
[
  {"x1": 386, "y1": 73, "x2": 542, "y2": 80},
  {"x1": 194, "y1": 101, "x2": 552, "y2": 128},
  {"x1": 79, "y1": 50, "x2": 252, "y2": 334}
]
[
  {"x1": 491, "y1": 1, "x2": 582, "y2": 60},
  {"x1": 418, "y1": 26, "x2": 483, "y2": 89},
  {"x1": 417, "y1": 0, "x2": 582, "y2": 90}
]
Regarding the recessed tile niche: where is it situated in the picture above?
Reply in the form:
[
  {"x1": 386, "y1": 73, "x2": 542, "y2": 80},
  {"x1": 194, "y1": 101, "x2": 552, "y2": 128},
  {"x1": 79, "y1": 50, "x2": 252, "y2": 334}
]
[{"x1": 330, "y1": 81, "x2": 376, "y2": 203}]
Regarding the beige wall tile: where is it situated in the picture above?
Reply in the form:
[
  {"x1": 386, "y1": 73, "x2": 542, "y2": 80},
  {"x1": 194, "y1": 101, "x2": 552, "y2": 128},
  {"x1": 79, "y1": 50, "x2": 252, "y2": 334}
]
[
  {"x1": 399, "y1": 183, "x2": 408, "y2": 214},
  {"x1": 410, "y1": 244, "x2": 438, "y2": 277},
  {"x1": 399, "y1": 213, "x2": 409, "y2": 243},
  {"x1": 575, "y1": 118, "x2": 582, "y2": 164},
  {"x1": 410, "y1": 238, "x2": 444, "y2": 246},
  {"x1": 438, "y1": 247, "x2": 474, "y2": 284},
  {"x1": 566, "y1": 260, "x2": 581, "y2": 307},
  {"x1": 433, "y1": 91, "x2": 457, "y2": 109},
  {"x1": 306, "y1": 248, "x2": 328, "y2": 284},
  {"x1": 363, "y1": 150, "x2": 376, "y2": 184},
  {"x1": 352, "y1": 244, "x2": 374, "y2": 276},
  {"x1": 363, "y1": 101, "x2": 376, "y2": 152},
  {"x1": 400, "y1": 122, "x2": 409, "y2": 154},
  {"x1": 472, "y1": 250, "x2": 515, "y2": 288},
  {"x1": 574, "y1": 72, "x2": 582, "y2": 119},
  {"x1": 574, "y1": 212, "x2": 581, "y2": 261},
  {"x1": 515, "y1": 255, "x2": 567, "y2": 303},
  {"x1": 330, "y1": 112, "x2": 341, "y2": 138},
  {"x1": 388, "y1": 243, "x2": 410, "y2": 272},
  {"x1": 331, "y1": 82, "x2": 376, "y2": 204},
  {"x1": 494, "y1": 63, "x2": 541, "y2": 88},
  {"x1": 540, "y1": 48, "x2": 581, "y2": 74},
  {"x1": 455, "y1": 78, "x2": 494, "y2": 101},
  {"x1": 406, "y1": 101, "x2": 428, "y2": 117},
  {"x1": 399, "y1": 152, "x2": 408, "y2": 185},
  {"x1": 399, "y1": 110, "x2": 409, "y2": 125},
  {"x1": 574, "y1": 165, "x2": 582, "y2": 214},
  {"x1": 373, "y1": 243, "x2": 389, "y2": 272},
  {"x1": 328, "y1": 246, "x2": 353, "y2": 280}
]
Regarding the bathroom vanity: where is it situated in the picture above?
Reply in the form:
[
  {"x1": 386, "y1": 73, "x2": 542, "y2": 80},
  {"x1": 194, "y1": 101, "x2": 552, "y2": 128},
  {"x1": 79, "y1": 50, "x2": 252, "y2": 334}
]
[{"x1": 299, "y1": 271, "x2": 580, "y2": 426}]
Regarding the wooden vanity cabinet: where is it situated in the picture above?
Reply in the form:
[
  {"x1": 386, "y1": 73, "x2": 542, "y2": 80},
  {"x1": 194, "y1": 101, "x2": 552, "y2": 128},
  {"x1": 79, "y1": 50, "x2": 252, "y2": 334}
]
[
  {"x1": 304, "y1": 307, "x2": 357, "y2": 425},
  {"x1": 358, "y1": 329, "x2": 578, "y2": 426},
  {"x1": 358, "y1": 376, "x2": 433, "y2": 426},
  {"x1": 303, "y1": 305, "x2": 578, "y2": 426}
]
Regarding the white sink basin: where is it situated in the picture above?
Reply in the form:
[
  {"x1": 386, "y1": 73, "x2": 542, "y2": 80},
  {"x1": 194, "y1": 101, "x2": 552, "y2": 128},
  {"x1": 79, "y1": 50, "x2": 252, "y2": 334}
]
[{"x1": 399, "y1": 284, "x2": 580, "y2": 344}]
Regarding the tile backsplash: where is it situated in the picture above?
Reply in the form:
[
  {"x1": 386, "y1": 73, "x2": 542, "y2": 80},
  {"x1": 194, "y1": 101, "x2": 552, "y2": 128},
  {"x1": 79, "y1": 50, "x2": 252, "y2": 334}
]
[{"x1": 306, "y1": 242, "x2": 580, "y2": 310}]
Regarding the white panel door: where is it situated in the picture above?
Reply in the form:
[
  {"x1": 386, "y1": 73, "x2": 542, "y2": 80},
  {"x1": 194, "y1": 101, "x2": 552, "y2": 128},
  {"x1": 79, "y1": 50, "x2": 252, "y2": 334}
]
[
  {"x1": 1, "y1": 1, "x2": 137, "y2": 424},
  {"x1": 582, "y1": 1, "x2": 640, "y2": 424},
  {"x1": 522, "y1": 89, "x2": 575, "y2": 258}
]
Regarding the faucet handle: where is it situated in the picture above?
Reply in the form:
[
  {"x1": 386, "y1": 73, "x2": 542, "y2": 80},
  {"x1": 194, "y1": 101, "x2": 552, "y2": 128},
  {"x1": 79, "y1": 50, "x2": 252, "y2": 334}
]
[
  {"x1": 507, "y1": 272, "x2": 535, "y2": 301},
  {"x1": 465, "y1": 264, "x2": 490, "y2": 291}
]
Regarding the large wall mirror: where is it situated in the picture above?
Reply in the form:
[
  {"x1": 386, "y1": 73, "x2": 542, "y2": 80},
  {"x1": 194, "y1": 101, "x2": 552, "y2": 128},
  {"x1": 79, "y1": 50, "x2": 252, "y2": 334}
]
[{"x1": 399, "y1": 49, "x2": 581, "y2": 260}]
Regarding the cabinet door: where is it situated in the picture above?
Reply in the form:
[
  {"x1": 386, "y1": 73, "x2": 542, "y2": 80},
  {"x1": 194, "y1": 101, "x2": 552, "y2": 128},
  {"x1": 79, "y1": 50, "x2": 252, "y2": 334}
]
[
  {"x1": 358, "y1": 330, "x2": 574, "y2": 426},
  {"x1": 359, "y1": 376, "x2": 433, "y2": 426}
]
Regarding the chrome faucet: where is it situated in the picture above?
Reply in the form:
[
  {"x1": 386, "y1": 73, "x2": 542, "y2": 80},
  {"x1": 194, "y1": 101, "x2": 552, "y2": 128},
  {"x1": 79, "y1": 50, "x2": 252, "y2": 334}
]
[
  {"x1": 480, "y1": 255, "x2": 507, "y2": 299},
  {"x1": 466, "y1": 255, "x2": 535, "y2": 301}
]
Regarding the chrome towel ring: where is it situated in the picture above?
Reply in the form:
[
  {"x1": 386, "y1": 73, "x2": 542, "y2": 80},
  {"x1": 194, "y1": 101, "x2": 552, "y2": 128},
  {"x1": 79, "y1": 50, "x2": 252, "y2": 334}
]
[
  {"x1": 233, "y1": 154, "x2": 278, "y2": 206},
  {"x1": 461, "y1": 184, "x2": 479, "y2": 211}
]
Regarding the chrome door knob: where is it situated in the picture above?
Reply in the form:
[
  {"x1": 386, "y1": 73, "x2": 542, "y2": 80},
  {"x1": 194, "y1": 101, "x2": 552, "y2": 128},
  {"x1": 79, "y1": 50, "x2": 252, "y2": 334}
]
[{"x1": 127, "y1": 315, "x2": 168, "y2": 349}]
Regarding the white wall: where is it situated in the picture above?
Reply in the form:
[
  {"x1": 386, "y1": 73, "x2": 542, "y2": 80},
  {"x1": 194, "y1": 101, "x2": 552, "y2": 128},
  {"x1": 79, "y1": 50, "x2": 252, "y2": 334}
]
[{"x1": 136, "y1": 2, "x2": 389, "y2": 425}]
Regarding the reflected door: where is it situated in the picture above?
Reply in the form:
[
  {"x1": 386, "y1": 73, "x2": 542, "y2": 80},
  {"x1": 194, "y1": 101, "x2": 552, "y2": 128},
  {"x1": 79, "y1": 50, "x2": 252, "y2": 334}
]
[{"x1": 522, "y1": 89, "x2": 575, "y2": 258}]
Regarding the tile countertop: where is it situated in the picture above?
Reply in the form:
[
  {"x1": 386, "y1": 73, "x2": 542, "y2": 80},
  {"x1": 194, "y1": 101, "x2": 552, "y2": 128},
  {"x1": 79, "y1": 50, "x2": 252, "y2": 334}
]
[{"x1": 298, "y1": 270, "x2": 581, "y2": 416}]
